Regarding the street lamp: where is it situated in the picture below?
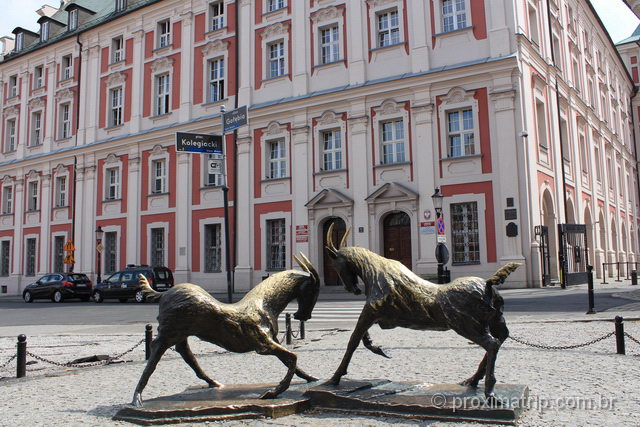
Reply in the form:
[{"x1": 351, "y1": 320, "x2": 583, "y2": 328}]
[
  {"x1": 95, "y1": 226, "x2": 103, "y2": 284},
  {"x1": 431, "y1": 188, "x2": 449, "y2": 284}
]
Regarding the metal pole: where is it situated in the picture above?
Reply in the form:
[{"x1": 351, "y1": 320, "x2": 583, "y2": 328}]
[
  {"x1": 437, "y1": 263, "x2": 444, "y2": 284},
  {"x1": 17, "y1": 334, "x2": 26, "y2": 378},
  {"x1": 586, "y1": 265, "x2": 596, "y2": 314},
  {"x1": 300, "y1": 320, "x2": 305, "y2": 340},
  {"x1": 285, "y1": 313, "x2": 292, "y2": 345},
  {"x1": 614, "y1": 316, "x2": 625, "y2": 355},
  {"x1": 616, "y1": 262, "x2": 621, "y2": 282},
  {"x1": 632, "y1": 270, "x2": 638, "y2": 286},
  {"x1": 601, "y1": 263, "x2": 607, "y2": 284},
  {"x1": 145, "y1": 324, "x2": 153, "y2": 360},
  {"x1": 221, "y1": 107, "x2": 233, "y2": 304},
  {"x1": 96, "y1": 244, "x2": 102, "y2": 284}
]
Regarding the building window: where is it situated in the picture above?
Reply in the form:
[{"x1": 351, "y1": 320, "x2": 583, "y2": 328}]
[
  {"x1": 150, "y1": 228, "x2": 165, "y2": 267},
  {"x1": 55, "y1": 176, "x2": 67, "y2": 207},
  {"x1": 266, "y1": 219, "x2": 286, "y2": 271},
  {"x1": 2, "y1": 186, "x2": 12, "y2": 214},
  {"x1": 105, "y1": 167, "x2": 119, "y2": 200},
  {"x1": 204, "y1": 224, "x2": 222, "y2": 272},
  {"x1": 210, "y1": 1, "x2": 224, "y2": 31},
  {"x1": 28, "y1": 181, "x2": 38, "y2": 211},
  {"x1": 268, "y1": 41, "x2": 285, "y2": 79},
  {"x1": 594, "y1": 146, "x2": 602, "y2": 183},
  {"x1": 320, "y1": 25, "x2": 339, "y2": 64},
  {"x1": 381, "y1": 119, "x2": 405, "y2": 164},
  {"x1": 34, "y1": 65, "x2": 44, "y2": 89},
  {"x1": 157, "y1": 20, "x2": 171, "y2": 48},
  {"x1": 41, "y1": 22, "x2": 49, "y2": 42},
  {"x1": 62, "y1": 55, "x2": 73, "y2": 80},
  {"x1": 451, "y1": 201, "x2": 480, "y2": 264},
  {"x1": 112, "y1": 36, "x2": 124, "y2": 63},
  {"x1": 53, "y1": 236, "x2": 64, "y2": 273},
  {"x1": 104, "y1": 231, "x2": 117, "y2": 274},
  {"x1": 321, "y1": 129, "x2": 342, "y2": 171},
  {"x1": 5, "y1": 119, "x2": 16, "y2": 152},
  {"x1": 155, "y1": 73, "x2": 170, "y2": 115},
  {"x1": 31, "y1": 111, "x2": 42, "y2": 146},
  {"x1": 26, "y1": 238, "x2": 36, "y2": 276},
  {"x1": 442, "y1": 0, "x2": 466, "y2": 32},
  {"x1": 205, "y1": 154, "x2": 223, "y2": 186},
  {"x1": 110, "y1": 87, "x2": 123, "y2": 127},
  {"x1": 377, "y1": 9, "x2": 400, "y2": 47},
  {"x1": 152, "y1": 159, "x2": 167, "y2": 194},
  {"x1": 527, "y1": 4, "x2": 539, "y2": 46},
  {"x1": 268, "y1": 139, "x2": 287, "y2": 179},
  {"x1": 15, "y1": 33, "x2": 24, "y2": 51},
  {"x1": 267, "y1": 0, "x2": 285, "y2": 12},
  {"x1": 535, "y1": 99, "x2": 547, "y2": 149},
  {"x1": 115, "y1": 0, "x2": 127, "y2": 12},
  {"x1": 447, "y1": 109, "x2": 474, "y2": 157},
  {"x1": 552, "y1": 34, "x2": 562, "y2": 71},
  {"x1": 0, "y1": 241, "x2": 9, "y2": 276},
  {"x1": 208, "y1": 58, "x2": 225, "y2": 103},
  {"x1": 68, "y1": 9, "x2": 78, "y2": 30},
  {"x1": 579, "y1": 135, "x2": 588, "y2": 174},
  {"x1": 9, "y1": 75, "x2": 18, "y2": 98},
  {"x1": 560, "y1": 118, "x2": 570, "y2": 161},
  {"x1": 59, "y1": 103, "x2": 71, "y2": 139}
]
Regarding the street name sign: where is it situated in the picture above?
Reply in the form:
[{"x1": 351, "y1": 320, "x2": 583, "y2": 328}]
[
  {"x1": 176, "y1": 132, "x2": 223, "y2": 154},
  {"x1": 223, "y1": 106, "x2": 248, "y2": 133}
]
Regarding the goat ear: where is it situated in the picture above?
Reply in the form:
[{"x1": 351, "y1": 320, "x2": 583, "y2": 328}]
[
  {"x1": 293, "y1": 254, "x2": 309, "y2": 273},
  {"x1": 339, "y1": 227, "x2": 351, "y2": 248},
  {"x1": 325, "y1": 246, "x2": 338, "y2": 259}
]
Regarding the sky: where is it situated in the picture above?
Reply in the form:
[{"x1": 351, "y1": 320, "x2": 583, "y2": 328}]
[{"x1": 0, "y1": 0, "x2": 638, "y2": 45}]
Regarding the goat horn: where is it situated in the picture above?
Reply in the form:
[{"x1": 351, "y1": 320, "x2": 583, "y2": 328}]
[
  {"x1": 293, "y1": 254, "x2": 309, "y2": 273},
  {"x1": 339, "y1": 227, "x2": 351, "y2": 248},
  {"x1": 326, "y1": 223, "x2": 337, "y2": 252},
  {"x1": 299, "y1": 252, "x2": 312, "y2": 269}
]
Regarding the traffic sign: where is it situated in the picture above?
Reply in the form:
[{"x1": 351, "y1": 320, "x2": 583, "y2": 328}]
[
  {"x1": 63, "y1": 254, "x2": 75, "y2": 265},
  {"x1": 64, "y1": 240, "x2": 75, "y2": 252},
  {"x1": 436, "y1": 216, "x2": 445, "y2": 234},
  {"x1": 223, "y1": 106, "x2": 248, "y2": 133},
  {"x1": 437, "y1": 234, "x2": 447, "y2": 243},
  {"x1": 96, "y1": 244, "x2": 104, "y2": 253},
  {"x1": 176, "y1": 132, "x2": 223, "y2": 154}
]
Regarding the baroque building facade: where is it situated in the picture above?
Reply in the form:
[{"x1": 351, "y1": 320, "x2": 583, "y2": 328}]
[{"x1": 0, "y1": 0, "x2": 637, "y2": 294}]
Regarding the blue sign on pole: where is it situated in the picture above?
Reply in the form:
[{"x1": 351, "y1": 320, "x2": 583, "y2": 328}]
[
  {"x1": 223, "y1": 106, "x2": 248, "y2": 133},
  {"x1": 176, "y1": 132, "x2": 223, "y2": 154}
]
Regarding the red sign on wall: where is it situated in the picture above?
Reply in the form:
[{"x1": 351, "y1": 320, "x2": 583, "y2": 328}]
[{"x1": 296, "y1": 225, "x2": 309, "y2": 243}]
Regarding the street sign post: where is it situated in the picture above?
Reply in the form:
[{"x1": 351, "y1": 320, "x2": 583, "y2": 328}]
[
  {"x1": 222, "y1": 106, "x2": 247, "y2": 133},
  {"x1": 176, "y1": 132, "x2": 223, "y2": 154}
]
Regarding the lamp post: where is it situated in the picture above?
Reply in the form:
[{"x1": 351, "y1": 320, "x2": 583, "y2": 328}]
[
  {"x1": 95, "y1": 226, "x2": 103, "y2": 284},
  {"x1": 432, "y1": 188, "x2": 449, "y2": 284}
]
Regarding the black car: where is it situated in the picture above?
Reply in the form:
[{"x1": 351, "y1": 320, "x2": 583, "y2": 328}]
[
  {"x1": 23, "y1": 273, "x2": 93, "y2": 303},
  {"x1": 92, "y1": 265, "x2": 174, "y2": 303}
]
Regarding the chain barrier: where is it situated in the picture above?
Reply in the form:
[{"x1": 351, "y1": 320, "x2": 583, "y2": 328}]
[
  {"x1": 509, "y1": 332, "x2": 615, "y2": 350},
  {"x1": 24, "y1": 339, "x2": 145, "y2": 369},
  {"x1": 624, "y1": 332, "x2": 640, "y2": 347},
  {"x1": 0, "y1": 354, "x2": 16, "y2": 371}
]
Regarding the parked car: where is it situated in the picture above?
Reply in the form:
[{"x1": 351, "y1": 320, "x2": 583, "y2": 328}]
[
  {"x1": 92, "y1": 265, "x2": 174, "y2": 303},
  {"x1": 23, "y1": 273, "x2": 93, "y2": 303}
]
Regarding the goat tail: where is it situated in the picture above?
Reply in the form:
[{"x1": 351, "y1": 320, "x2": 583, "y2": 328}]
[
  {"x1": 484, "y1": 263, "x2": 521, "y2": 309},
  {"x1": 138, "y1": 274, "x2": 163, "y2": 303}
]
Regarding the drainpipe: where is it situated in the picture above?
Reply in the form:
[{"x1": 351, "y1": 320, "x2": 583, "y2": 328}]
[{"x1": 232, "y1": 2, "x2": 240, "y2": 280}]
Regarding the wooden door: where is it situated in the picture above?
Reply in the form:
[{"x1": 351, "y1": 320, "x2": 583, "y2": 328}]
[
  {"x1": 383, "y1": 212, "x2": 412, "y2": 269},
  {"x1": 322, "y1": 218, "x2": 346, "y2": 286}
]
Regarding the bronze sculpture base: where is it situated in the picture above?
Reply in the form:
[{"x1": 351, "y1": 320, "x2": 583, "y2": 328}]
[{"x1": 114, "y1": 380, "x2": 528, "y2": 425}]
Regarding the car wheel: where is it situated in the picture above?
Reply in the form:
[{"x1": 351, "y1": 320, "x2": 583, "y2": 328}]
[
  {"x1": 119, "y1": 298, "x2": 128, "y2": 303},
  {"x1": 23, "y1": 291, "x2": 34, "y2": 303},
  {"x1": 93, "y1": 291, "x2": 104, "y2": 303},
  {"x1": 52, "y1": 290, "x2": 64, "y2": 303},
  {"x1": 135, "y1": 290, "x2": 145, "y2": 303}
]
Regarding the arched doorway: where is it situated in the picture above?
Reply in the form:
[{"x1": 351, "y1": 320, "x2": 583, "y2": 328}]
[
  {"x1": 322, "y1": 217, "x2": 346, "y2": 286},
  {"x1": 383, "y1": 211, "x2": 412, "y2": 269},
  {"x1": 566, "y1": 199, "x2": 576, "y2": 224},
  {"x1": 542, "y1": 190, "x2": 559, "y2": 281}
]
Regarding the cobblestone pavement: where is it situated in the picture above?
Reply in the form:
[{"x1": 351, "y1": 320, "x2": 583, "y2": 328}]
[{"x1": 1, "y1": 316, "x2": 639, "y2": 426}]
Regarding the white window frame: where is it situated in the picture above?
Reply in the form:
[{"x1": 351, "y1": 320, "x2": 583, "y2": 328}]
[
  {"x1": 30, "y1": 111, "x2": 42, "y2": 147},
  {"x1": 109, "y1": 86, "x2": 123, "y2": 127},
  {"x1": 267, "y1": 139, "x2": 287, "y2": 179},
  {"x1": 54, "y1": 176, "x2": 67, "y2": 208},
  {"x1": 266, "y1": 0, "x2": 286, "y2": 13},
  {"x1": 34, "y1": 65, "x2": 44, "y2": 89},
  {"x1": 146, "y1": 222, "x2": 168, "y2": 267},
  {"x1": 321, "y1": 129, "x2": 343, "y2": 171},
  {"x1": 9, "y1": 75, "x2": 17, "y2": 98},
  {"x1": 41, "y1": 22, "x2": 49, "y2": 42},
  {"x1": 105, "y1": 167, "x2": 120, "y2": 200},
  {"x1": 62, "y1": 55, "x2": 73, "y2": 80},
  {"x1": 155, "y1": 73, "x2": 170, "y2": 116},
  {"x1": 205, "y1": 154, "x2": 224, "y2": 187},
  {"x1": 115, "y1": 0, "x2": 127, "y2": 12},
  {"x1": 15, "y1": 33, "x2": 24, "y2": 51},
  {"x1": 266, "y1": 218, "x2": 286, "y2": 271},
  {"x1": 151, "y1": 159, "x2": 167, "y2": 194},
  {"x1": 1, "y1": 186, "x2": 13, "y2": 214},
  {"x1": 209, "y1": 1, "x2": 225, "y2": 31},
  {"x1": 112, "y1": 36, "x2": 124, "y2": 63},
  {"x1": 5, "y1": 118, "x2": 16, "y2": 152},
  {"x1": 103, "y1": 229, "x2": 120, "y2": 275},
  {"x1": 0, "y1": 238, "x2": 11, "y2": 276},
  {"x1": 376, "y1": 8, "x2": 400, "y2": 48},
  {"x1": 157, "y1": 20, "x2": 171, "y2": 49},
  {"x1": 319, "y1": 25, "x2": 340, "y2": 64},
  {"x1": 527, "y1": 1, "x2": 540, "y2": 46},
  {"x1": 450, "y1": 201, "x2": 481, "y2": 264},
  {"x1": 208, "y1": 57, "x2": 225, "y2": 103},
  {"x1": 380, "y1": 119, "x2": 405, "y2": 164},
  {"x1": 203, "y1": 223, "x2": 222, "y2": 272},
  {"x1": 433, "y1": 0, "x2": 471, "y2": 35},
  {"x1": 268, "y1": 40, "x2": 285, "y2": 79},
  {"x1": 27, "y1": 181, "x2": 39, "y2": 211},
  {"x1": 25, "y1": 236, "x2": 38, "y2": 276},
  {"x1": 446, "y1": 108, "x2": 475, "y2": 158},
  {"x1": 68, "y1": 9, "x2": 78, "y2": 31},
  {"x1": 59, "y1": 102, "x2": 71, "y2": 139}
]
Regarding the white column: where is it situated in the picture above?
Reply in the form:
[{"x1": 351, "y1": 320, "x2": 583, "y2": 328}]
[
  {"x1": 126, "y1": 154, "x2": 141, "y2": 265},
  {"x1": 84, "y1": 46, "x2": 101, "y2": 144},
  {"x1": 234, "y1": 135, "x2": 253, "y2": 290},
  {"x1": 72, "y1": 163, "x2": 85, "y2": 273},
  {"x1": 44, "y1": 60, "x2": 57, "y2": 152},
  {"x1": 291, "y1": 0, "x2": 308, "y2": 96},
  {"x1": 76, "y1": 45, "x2": 91, "y2": 145},
  {"x1": 291, "y1": 125, "x2": 310, "y2": 257},
  {"x1": 79, "y1": 164, "x2": 97, "y2": 275},
  {"x1": 237, "y1": 0, "x2": 252, "y2": 103},
  {"x1": 346, "y1": 2, "x2": 366, "y2": 85},
  {"x1": 17, "y1": 71, "x2": 29, "y2": 158},
  {"x1": 347, "y1": 114, "x2": 370, "y2": 247},
  {"x1": 38, "y1": 173, "x2": 52, "y2": 275},
  {"x1": 179, "y1": 11, "x2": 194, "y2": 122},
  {"x1": 130, "y1": 29, "x2": 145, "y2": 134},
  {"x1": 12, "y1": 177, "x2": 24, "y2": 291},
  {"x1": 408, "y1": 0, "x2": 429, "y2": 73},
  {"x1": 174, "y1": 152, "x2": 191, "y2": 283}
]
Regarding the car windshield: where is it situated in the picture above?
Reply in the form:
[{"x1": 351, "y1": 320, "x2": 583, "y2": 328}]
[
  {"x1": 155, "y1": 270, "x2": 171, "y2": 280},
  {"x1": 68, "y1": 274, "x2": 89, "y2": 281}
]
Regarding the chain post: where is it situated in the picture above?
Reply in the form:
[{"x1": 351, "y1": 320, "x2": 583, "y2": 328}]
[
  {"x1": 299, "y1": 320, "x2": 305, "y2": 340},
  {"x1": 16, "y1": 334, "x2": 26, "y2": 378},
  {"x1": 615, "y1": 316, "x2": 625, "y2": 355},
  {"x1": 631, "y1": 270, "x2": 638, "y2": 286},
  {"x1": 586, "y1": 265, "x2": 596, "y2": 314},
  {"x1": 616, "y1": 262, "x2": 621, "y2": 282},
  {"x1": 601, "y1": 263, "x2": 607, "y2": 284},
  {"x1": 285, "y1": 313, "x2": 292, "y2": 345},
  {"x1": 145, "y1": 324, "x2": 153, "y2": 361}
]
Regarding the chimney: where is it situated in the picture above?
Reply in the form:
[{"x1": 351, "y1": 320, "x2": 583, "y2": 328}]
[{"x1": 37, "y1": 4, "x2": 60, "y2": 18}]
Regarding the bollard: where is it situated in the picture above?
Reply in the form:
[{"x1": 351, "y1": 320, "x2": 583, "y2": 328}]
[
  {"x1": 285, "y1": 313, "x2": 292, "y2": 345},
  {"x1": 299, "y1": 320, "x2": 305, "y2": 340},
  {"x1": 616, "y1": 262, "x2": 622, "y2": 282},
  {"x1": 615, "y1": 316, "x2": 625, "y2": 355},
  {"x1": 145, "y1": 324, "x2": 153, "y2": 361},
  {"x1": 632, "y1": 270, "x2": 638, "y2": 286},
  {"x1": 586, "y1": 265, "x2": 596, "y2": 314},
  {"x1": 601, "y1": 263, "x2": 607, "y2": 284},
  {"x1": 16, "y1": 334, "x2": 26, "y2": 378}
]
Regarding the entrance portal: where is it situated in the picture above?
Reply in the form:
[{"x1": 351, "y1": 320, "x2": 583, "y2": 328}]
[
  {"x1": 322, "y1": 217, "x2": 346, "y2": 286},
  {"x1": 383, "y1": 211, "x2": 412, "y2": 269}
]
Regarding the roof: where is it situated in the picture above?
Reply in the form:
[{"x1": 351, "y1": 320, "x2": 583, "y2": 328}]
[{"x1": 616, "y1": 23, "x2": 640, "y2": 45}]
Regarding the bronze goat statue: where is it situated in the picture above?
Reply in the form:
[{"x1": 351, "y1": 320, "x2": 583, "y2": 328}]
[
  {"x1": 131, "y1": 253, "x2": 320, "y2": 407},
  {"x1": 325, "y1": 224, "x2": 520, "y2": 400}
]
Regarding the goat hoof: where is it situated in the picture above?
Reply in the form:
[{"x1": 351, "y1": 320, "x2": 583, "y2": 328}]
[
  {"x1": 259, "y1": 390, "x2": 278, "y2": 399},
  {"x1": 459, "y1": 378, "x2": 479, "y2": 388},
  {"x1": 323, "y1": 376, "x2": 341, "y2": 386},
  {"x1": 207, "y1": 381, "x2": 223, "y2": 388},
  {"x1": 132, "y1": 394, "x2": 143, "y2": 408},
  {"x1": 306, "y1": 375, "x2": 319, "y2": 383}
]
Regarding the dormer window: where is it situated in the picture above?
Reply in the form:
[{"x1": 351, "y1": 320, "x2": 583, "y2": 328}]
[
  {"x1": 115, "y1": 0, "x2": 127, "y2": 12},
  {"x1": 69, "y1": 9, "x2": 78, "y2": 31},
  {"x1": 15, "y1": 33, "x2": 23, "y2": 51},
  {"x1": 41, "y1": 22, "x2": 49, "y2": 42}
]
